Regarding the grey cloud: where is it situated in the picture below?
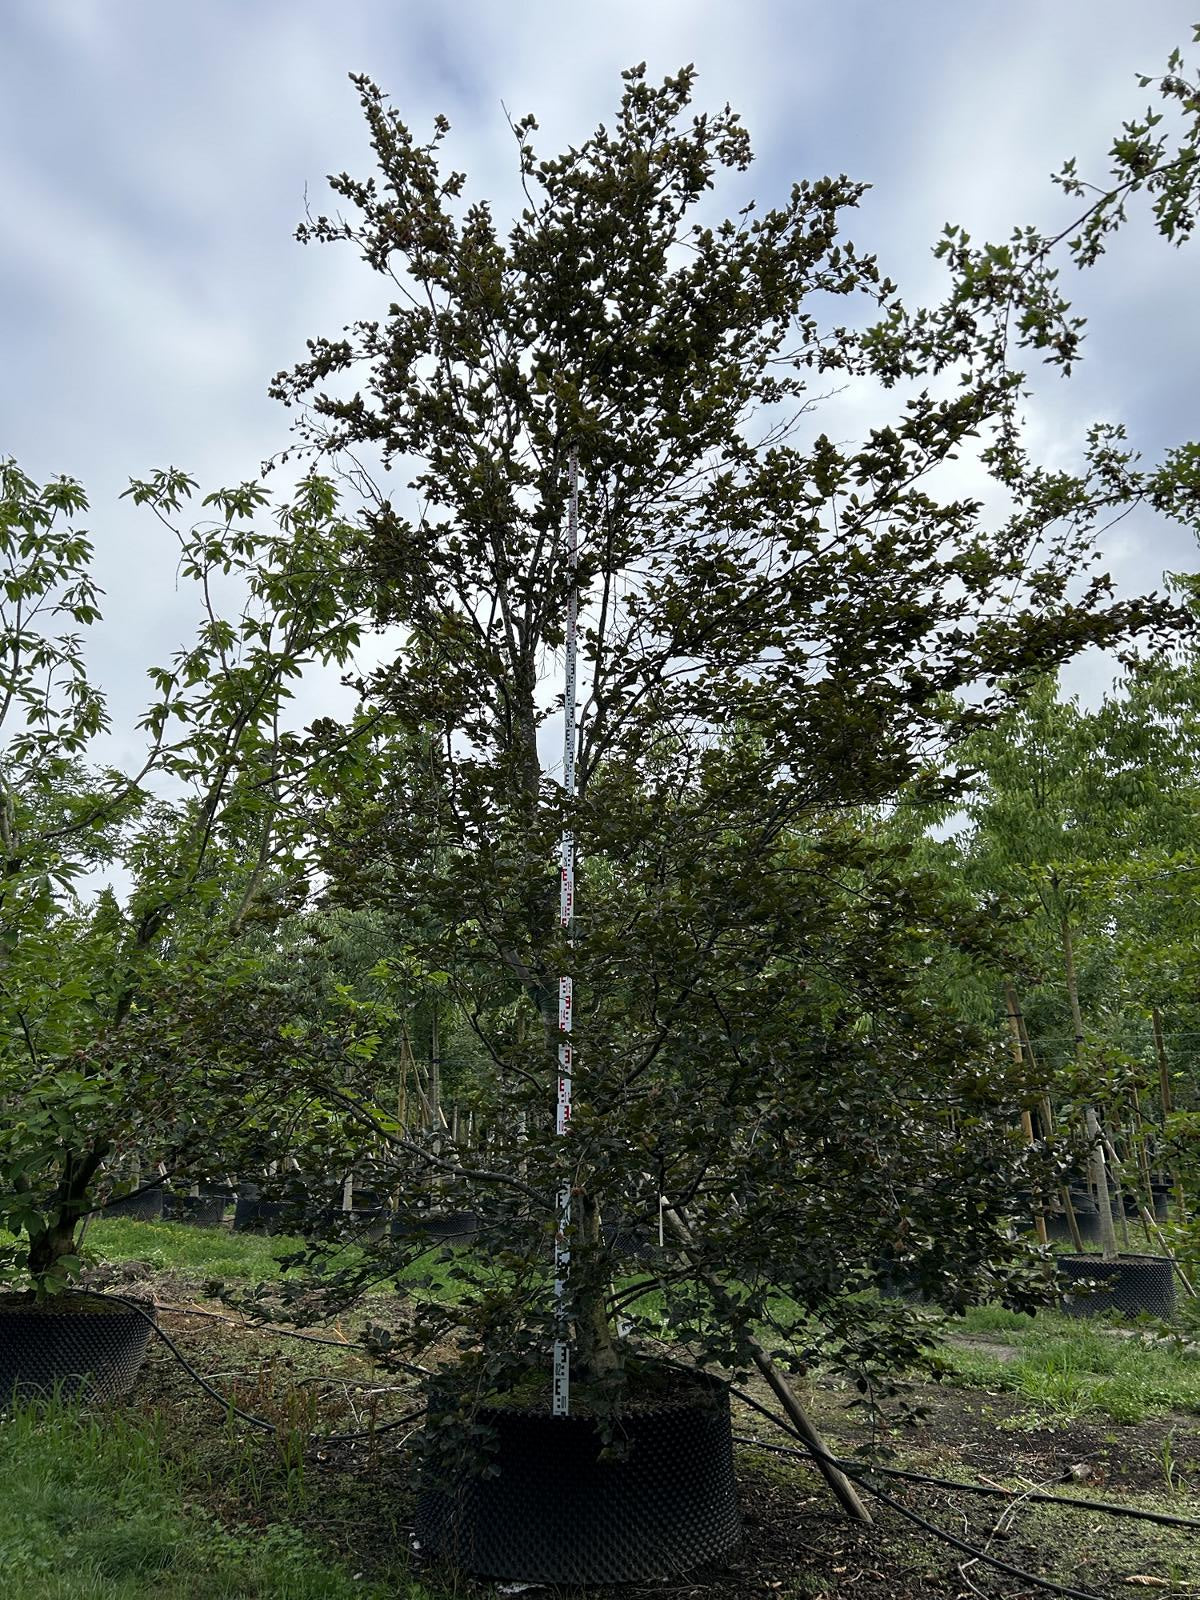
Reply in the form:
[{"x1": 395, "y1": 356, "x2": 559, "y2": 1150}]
[{"x1": 1, "y1": 0, "x2": 1197, "y2": 756}]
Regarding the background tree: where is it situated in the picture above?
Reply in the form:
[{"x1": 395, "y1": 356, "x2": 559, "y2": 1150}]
[{"x1": 0, "y1": 462, "x2": 365, "y2": 1295}]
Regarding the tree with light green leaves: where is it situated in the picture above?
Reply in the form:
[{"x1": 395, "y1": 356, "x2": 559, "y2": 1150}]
[{"x1": 0, "y1": 462, "x2": 366, "y2": 1295}]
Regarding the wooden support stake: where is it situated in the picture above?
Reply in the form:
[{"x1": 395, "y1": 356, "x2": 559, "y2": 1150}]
[{"x1": 662, "y1": 1200, "x2": 873, "y2": 1525}]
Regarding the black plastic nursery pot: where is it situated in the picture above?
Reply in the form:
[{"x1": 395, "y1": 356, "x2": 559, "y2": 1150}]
[
  {"x1": 165, "y1": 1190, "x2": 230, "y2": 1228},
  {"x1": 604, "y1": 1213, "x2": 659, "y2": 1261},
  {"x1": 354, "y1": 1206, "x2": 391, "y2": 1243},
  {"x1": 1119, "y1": 1190, "x2": 1169, "y2": 1222},
  {"x1": 0, "y1": 1293, "x2": 155, "y2": 1402},
  {"x1": 234, "y1": 1178, "x2": 346, "y2": 1235},
  {"x1": 414, "y1": 1369, "x2": 741, "y2": 1585},
  {"x1": 233, "y1": 1194, "x2": 305, "y2": 1234},
  {"x1": 1057, "y1": 1253, "x2": 1176, "y2": 1320},
  {"x1": 103, "y1": 1181, "x2": 165, "y2": 1222},
  {"x1": 1044, "y1": 1190, "x2": 1103, "y2": 1246},
  {"x1": 391, "y1": 1210, "x2": 480, "y2": 1244}
]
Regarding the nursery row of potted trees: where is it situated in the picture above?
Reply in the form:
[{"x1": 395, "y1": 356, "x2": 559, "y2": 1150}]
[{"x1": 8, "y1": 42, "x2": 1200, "y2": 1583}]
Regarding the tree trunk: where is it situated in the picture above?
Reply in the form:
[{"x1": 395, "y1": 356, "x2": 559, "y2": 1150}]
[
  {"x1": 1058, "y1": 907, "x2": 1118, "y2": 1260},
  {"x1": 1004, "y1": 982, "x2": 1048, "y2": 1245},
  {"x1": 398, "y1": 1020, "x2": 414, "y2": 1131},
  {"x1": 26, "y1": 1147, "x2": 108, "y2": 1290},
  {"x1": 428, "y1": 1004, "x2": 441, "y2": 1138},
  {"x1": 1084, "y1": 1106, "x2": 1118, "y2": 1261},
  {"x1": 1151, "y1": 1005, "x2": 1188, "y2": 1221},
  {"x1": 573, "y1": 1192, "x2": 621, "y2": 1381}
]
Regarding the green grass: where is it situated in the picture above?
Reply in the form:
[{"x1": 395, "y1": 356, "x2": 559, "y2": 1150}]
[
  {"x1": 74, "y1": 1217, "x2": 497, "y2": 1308},
  {"x1": 0, "y1": 1395, "x2": 432, "y2": 1599},
  {"x1": 939, "y1": 1305, "x2": 1200, "y2": 1423},
  {"x1": 79, "y1": 1218, "x2": 310, "y2": 1283}
]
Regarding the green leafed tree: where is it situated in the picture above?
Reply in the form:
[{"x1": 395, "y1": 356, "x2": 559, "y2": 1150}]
[
  {"x1": 0, "y1": 461, "x2": 367, "y2": 1295},
  {"x1": 248, "y1": 52, "x2": 1200, "y2": 1407}
]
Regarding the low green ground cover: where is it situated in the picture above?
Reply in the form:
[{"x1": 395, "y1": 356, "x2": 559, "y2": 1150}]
[
  {"x1": 0, "y1": 1395, "x2": 430, "y2": 1600},
  {"x1": 81, "y1": 1217, "x2": 309, "y2": 1282},
  {"x1": 69, "y1": 1216, "x2": 468, "y2": 1303},
  {"x1": 939, "y1": 1302, "x2": 1200, "y2": 1424}
]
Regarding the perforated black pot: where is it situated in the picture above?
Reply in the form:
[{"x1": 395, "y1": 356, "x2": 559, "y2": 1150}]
[
  {"x1": 234, "y1": 1177, "x2": 345, "y2": 1235},
  {"x1": 414, "y1": 1370, "x2": 740, "y2": 1584},
  {"x1": 604, "y1": 1213, "x2": 659, "y2": 1262},
  {"x1": 166, "y1": 1190, "x2": 230, "y2": 1228},
  {"x1": 0, "y1": 1294, "x2": 155, "y2": 1402},
  {"x1": 1058, "y1": 1253, "x2": 1176, "y2": 1319},
  {"x1": 233, "y1": 1195, "x2": 324, "y2": 1234},
  {"x1": 1115, "y1": 1191, "x2": 1170, "y2": 1223},
  {"x1": 352, "y1": 1206, "x2": 390, "y2": 1243}
]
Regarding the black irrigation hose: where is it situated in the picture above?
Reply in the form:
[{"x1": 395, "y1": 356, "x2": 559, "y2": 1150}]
[
  {"x1": 856, "y1": 1473, "x2": 1105, "y2": 1600},
  {"x1": 726, "y1": 1385, "x2": 1200, "y2": 1600},
  {"x1": 726, "y1": 1378, "x2": 1200, "y2": 1534},
  {"x1": 732, "y1": 1434, "x2": 1200, "y2": 1533},
  {"x1": 730, "y1": 1423, "x2": 1101, "y2": 1600},
  {"x1": 77, "y1": 1289, "x2": 424, "y2": 1444}
]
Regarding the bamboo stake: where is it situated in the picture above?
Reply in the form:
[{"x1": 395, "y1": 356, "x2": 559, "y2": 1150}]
[{"x1": 1059, "y1": 1185, "x2": 1086, "y2": 1253}]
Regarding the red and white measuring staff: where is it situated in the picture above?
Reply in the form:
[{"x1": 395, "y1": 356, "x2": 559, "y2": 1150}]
[{"x1": 552, "y1": 445, "x2": 579, "y2": 1418}]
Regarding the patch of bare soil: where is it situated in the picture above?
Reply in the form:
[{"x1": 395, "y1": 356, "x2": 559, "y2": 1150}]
[{"x1": 785, "y1": 1367, "x2": 1200, "y2": 1497}]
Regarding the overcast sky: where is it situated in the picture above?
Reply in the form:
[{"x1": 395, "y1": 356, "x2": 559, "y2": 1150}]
[{"x1": 2, "y1": 0, "x2": 1198, "y2": 764}]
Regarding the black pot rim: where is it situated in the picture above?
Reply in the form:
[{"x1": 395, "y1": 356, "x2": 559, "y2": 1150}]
[
  {"x1": 1057, "y1": 1251, "x2": 1173, "y2": 1265},
  {"x1": 0, "y1": 1288, "x2": 154, "y2": 1309}
]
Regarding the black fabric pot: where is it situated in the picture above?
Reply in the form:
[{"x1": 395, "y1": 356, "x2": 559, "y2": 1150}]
[
  {"x1": 391, "y1": 1211, "x2": 479, "y2": 1244},
  {"x1": 0, "y1": 1294, "x2": 155, "y2": 1402},
  {"x1": 103, "y1": 1182, "x2": 165, "y2": 1222},
  {"x1": 415, "y1": 1370, "x2": 740, "y2": 1584},
  {"x1": 1057, "y1": 1253, "x2": 1176, "y2": 1320},
  {"x1": 168, "y1": 1192, "x2": 229, "y2": 1228}
]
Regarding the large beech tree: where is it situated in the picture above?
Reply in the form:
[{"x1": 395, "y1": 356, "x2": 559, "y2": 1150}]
[{"x1": 260, "y1": 62, "x2": 1196, "y2": 1398}]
